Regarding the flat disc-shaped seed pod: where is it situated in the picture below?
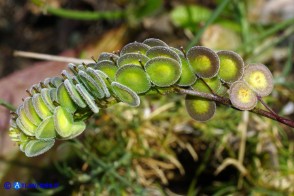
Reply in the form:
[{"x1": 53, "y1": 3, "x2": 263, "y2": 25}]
[
  {"x1": 229, "y1": 81, "x2": 257, "y2": 110},
  {"x1": 187, "y1": 46, "x2": 220, "y2": 78},
  {"x1": 75, "y1": 83, "x2": 100, "y2": 114},
  {"x1": 35, "y1": 116, "x2": 56, "y2": 140},
  {"x1": 23, "y1": 97, "x2": 42, "y2": 126},
  {"x1": 64, "y1": 79, "x2": 87, "y2": 108},
  {"x1": 120, "y1": 42, "x2": 150, "y2": 55},
  {"x1": 29, "y1": 84, "x2": 40, "y2": 95},
  {"x1": 49, "y1": 88, "x2": 58, "y2": 103},
  {"x1": 24, "y1": 139, "x2": 55, "y2": 157},
  {"x1": 43, "y1": 78, "x2": 52, "y2": 88},
  {"x1": 68, "y1": 63, "x2": 78, "y2": 75},
  {"x1": 117, "y1": 53, "x2": 150, "y2": 67},
  {"x1": 116, "y1": 64, "x2": 151, "y2": 94},
  {"x1": 32, "y1": 94, "x2": 52, "y2": 119},
  {"x1": 57, "y1": 83, "x2": 77, "y2": 113},
  {"x1": 146, "y1": 46, "x2": 181, "y2": 63},
  {"x1": 191, "y1": 77, "x2": 221, "y2": 93},
  {"x1": 78, "y1": 70, "x2": 104, "y2": 99},
  {"x1": 98, "y1": 52, "x2": 119, "y2": 62},
  {"x1": 40, "y1": 89, "x2": 55, "y2": 112},
  {"x1": 111, "y1": 82, "x2": 140, "y2": 107},
  {"x1": 16, "y1": 118, "x2": 34, "y2": 136},
  {"x1": 217, "y1": 50, "x2": 244, "y2": 83},
  {"x1": 17, "y1": 105, "x2": 37, "y2": 135},
  {"x1": 50, "y1": 77, "x2": 63, "y2": 88},
  {"x1": 20, "y1": 141, "x2": 29, "y2": 152},
  {"x1": 54, "y1": 106, "x2": 86, "y2": 138},
  {"x1": 143, "y1": 38, "x2": 169, "y2": 47},
  {"x1": 96, "y1": 60, "x2": 118, "y2": 81},
  {"x1": 243, "y1": 64, "x2": 273, "y2": 97},
  {"x1": 145, "y1": 57, "x2": 181, "y2": 87},
  {"x1": 86, "y1": 68, "x2": 111, "y2": 98},
  {"x1": 185, "y1": 95, "x2": 216, "y2": 122},
  {"x1": 176, "y1": 53, "x2": 197, "y2": 86}
]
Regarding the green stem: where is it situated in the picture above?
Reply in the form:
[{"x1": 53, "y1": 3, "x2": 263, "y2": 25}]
[
  {"x1": 0, "y1": 99, "x2": 16, "y2": 111},
  {"x1": 186, "y1": 0, "x2": 230, "y2": 49}
]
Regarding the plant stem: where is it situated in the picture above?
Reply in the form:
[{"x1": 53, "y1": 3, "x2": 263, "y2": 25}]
[
  {"x1": 176, "y1": 88, "x2": 294, "y2": 128},
  {"x1": 0, "y1": 99, "x2": 16, "y2": 111}
]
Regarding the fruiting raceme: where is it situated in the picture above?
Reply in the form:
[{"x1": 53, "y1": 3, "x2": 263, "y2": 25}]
[{"x1": 8, "y1": 38, "x2": 274, "y2": 157}]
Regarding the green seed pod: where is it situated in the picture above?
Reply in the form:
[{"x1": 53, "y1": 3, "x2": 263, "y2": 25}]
[
  {"x1": 96, "y1": 60, "x2": 118, "y2": 81},
  {"x1": 98, "y1": 52, "x2": 119, "y2": 62},
  {"x1": 176, "y1": 52, "x2": 197, "y2": 87},
  {"x1": 68, "y1": 63, "x2": 78, "y2": 75},
  {"x1": 143, "y1": 38, "x2": 169, "y2": 47},
  {"x1": 117, "y1": 53, "x2": 150, "y2": 67},
  {"x1": 57, "y1": 83, "x2": 77, "y2": 113},
  {"x1": 29, "y1": 84, "x2": 40, "y2": 95},
  {"x1": 146, "y1": 46, "x2": 181, "y2": 63},
  {"x1": 23, "y1": 97, "x2": 42, "y2": 126},
  {"x1": 86, "y1": 68, "x2": 111, "y2": 98},
  {"x1": 49, "y1": 88, "x2": 58, "y2": 103},
  {"x1": 77, "y1": 64, "x2": 87, "y2": 72},
  {"x1": 145, "y1": 57, "x2": 181, "y2": 87},
  {"x1": 191, "y1": 77, "x2": 221, "y2": 93},
  {"x1": 17, "y1": 105, "x2": 37, "y2": 135},
  {"x1": 32, "y1": 94, "x2": 52, "y2": 119},
  {"x1": 16, "y1": 117, "x2": 34, "y2": 136},
  {"x1": 35, "y1": 116, "x2": 56, "y2": 140},
  {"x1": 54, "y1": 106, "x2": 86, "y2": 138},
  {"x1": 111, "y1": 82, "x2": 140, "y2": 107},
  {"x1": 187, "y1": 46, "x2": 220, "y2": 78},
  {"x1": 120, "y1": 41, "x2": 150, "y2": 55},
  {"x1": 78, "y1": 70, "x2": 104, "y2": 99},
  {"x1": 50, "y1": 77, "x2": 63, "y2": 88},
  {"x1": 217, "y1": 50, "x2": 244, "y2": 83},
  {"x1": 40, "y1": 89, "x2": 55, "y2": 112},
  {"x1": 229, "y1": 81, "x2": 257, "y2": 110},
  {"x1": 64, "y1": 79, "x2": 87, "y2": 108},
  {"x1": 43, "y1": 78, "x2": 52, "y2": 88},
  {"x1": 185, "y1": 95, "x2": 216, "y2": 122},
  {"x1": 24, "y1": 139, "x2": 55, "y2": 157},
  {"x1": 243, "y1": 64, "x2": 273, "y2": 97},
  {"x1": 116, "y1": 64, "x2": 151, "y2": 94},
  {"x1": 75, "y1": 83, "x2": 100, "y2": 114}
]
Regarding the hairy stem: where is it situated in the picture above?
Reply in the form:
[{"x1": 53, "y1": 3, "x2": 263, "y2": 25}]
[{"x1": 176, "y1": 88, "x2": 294, "y2": 128}]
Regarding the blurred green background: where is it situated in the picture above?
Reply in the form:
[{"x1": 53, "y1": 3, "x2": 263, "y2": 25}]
[{"x1": 0, "y1": 0, "x2": 293, "y2": 195}]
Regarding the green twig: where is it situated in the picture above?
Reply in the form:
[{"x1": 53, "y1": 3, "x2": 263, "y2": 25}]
[
  {"x1": 0, "y1": 99, "x2": 16, "y2": 111},
  {"x1": 186, "y1": 0, "x2": 230, "y2": 49}
]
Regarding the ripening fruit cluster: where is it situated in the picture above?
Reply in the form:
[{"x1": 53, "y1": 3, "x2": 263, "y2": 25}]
[{"x1": 8, "y1": 38, "x2": 274, "y2": 157}]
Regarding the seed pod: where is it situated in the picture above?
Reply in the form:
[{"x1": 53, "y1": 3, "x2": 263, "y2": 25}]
[
  {"x1": 75, "y1": 83, "x2": 100, "y2": 114},
  {"x1": 32, "y1": 94, "x2": 52, "y2": 119},
  {"x1": 187, "y1": 46, "x2": 220, "y2": 78},
  {"x1": 23, "y1": 97, "x2": 42, "y2": 126},
  {"x1": 145, "y1": 57, "x2": 181, "y2": 87},
  {"x1": 143, "y1": 38, "x2": 169, "y2": 47},
  {"x1": 24, "y1": 139, "x2": 55, "y2": 157},
  {"x1": 243, "y1": 64, "x2": 273, "y2": 97},
  {"x1": 117, "y1": 53, "x2": 150, "y2": 67},
  {"x1": 35, "y1": 116, "x2": 56, "y2": 140},
  {"x1": 217, "y1": 50, "x2": 244, "y2": 83},
  {"x1": 229, "y1": 81, "x2": 257, "y2": 110},
  {"x1": 43, "y1": 78, "x2": 52, "y2": 88},
  {"x1": 78, "y1": 70, "x2": 104, "y2": 99},
  {"x1": 54, "y1": 106, "x2": 86, "y2": 138},
  {"x1": 120, "y1": 41, "x2": 150, "y2": 55},
  {"x1": 17, "y1": 105, "x2": 37, "y2": 135},
  {"x1": 64, "y1": 79, "x2": 87, "y2": 108},
  {"x1": 86, "y1": 68, "x2": 111, "y2": 98},
  {"x1": 40, "y1": 89, "x2": 55, "y2": 112},
  {"x1": 176, "y1": 53, "x2": 197, "y2": 87},
  {"x1": 97, "y1": 52, "x2": 119, "y2": 62},
  {"x1": 50, "y1": 77, "x2": 63, "y2": 88},
  {"x1": 111, "y1": 82, "x2": 140, "y2": 107},
  {"x1": 96, "y1": 60, "x2": 118, "y2": 81},
  {"x1": 185, "y1": 95, "x2": 216, "y2": 122},
  {"x1": 116, "y1": 64, "x2": 151, "y2": 94},
  {"x1": 191, "y1": 77, "x2": 221, "y2": 93},
  {"x1": 146, "y1": 46, "x2": 181, "y2": 63},
  {"x1": 57, "y1": 83, "x2": 77, "y2": 113},
  {"x1": 16, "y1": 117, "x2": 34, "y2": 136}
]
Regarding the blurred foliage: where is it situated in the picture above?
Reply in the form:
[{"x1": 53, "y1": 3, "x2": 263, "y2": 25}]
[{"x1": 1, "y1": 0, "x2": 294, "y2": 195}]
